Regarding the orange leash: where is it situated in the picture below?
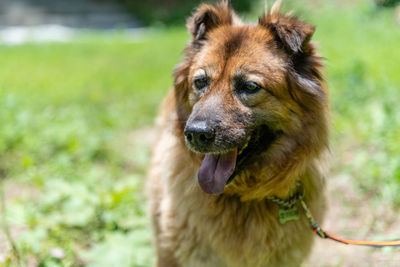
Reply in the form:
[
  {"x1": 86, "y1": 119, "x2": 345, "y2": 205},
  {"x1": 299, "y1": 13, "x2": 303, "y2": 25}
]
[
  {"x1": 300, "y1": 199, "x2": 400, "y2": 247},
  {"x1": 267, "y1": 182, "x2": 400, "y2": 247},
  {"x1": 322, "y1": 231, "x2": 400, "y2": 247}
]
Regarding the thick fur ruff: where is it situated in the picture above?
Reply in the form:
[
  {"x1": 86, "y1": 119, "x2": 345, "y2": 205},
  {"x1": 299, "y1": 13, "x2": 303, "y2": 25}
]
[{"x1": 147, "y1": 1, "x2": 329, "y2": 266}]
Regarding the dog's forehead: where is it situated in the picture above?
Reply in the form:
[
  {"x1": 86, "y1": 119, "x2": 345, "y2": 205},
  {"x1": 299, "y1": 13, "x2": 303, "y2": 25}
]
[{"x1": 193, "y1": 25, "x2": 287, "y2": 83}]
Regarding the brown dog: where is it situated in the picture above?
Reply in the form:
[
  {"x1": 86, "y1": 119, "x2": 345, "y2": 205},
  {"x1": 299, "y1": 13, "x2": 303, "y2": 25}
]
[{"x1": 147, "y1": 1, "x2": 329, "y2": 266}]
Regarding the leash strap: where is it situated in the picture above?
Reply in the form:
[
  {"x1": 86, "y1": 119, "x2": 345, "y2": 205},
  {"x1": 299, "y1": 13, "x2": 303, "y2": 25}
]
[
  {"x1": 299, "y1": 199, "x2": 400, "y2": 247},
  {"x1": 267, "y1": 182, "x2": 400, "y2": 247}
]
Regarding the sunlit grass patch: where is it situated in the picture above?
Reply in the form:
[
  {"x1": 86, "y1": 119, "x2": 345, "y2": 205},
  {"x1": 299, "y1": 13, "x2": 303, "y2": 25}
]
[{"x1": 0, "y1": 29, "x2": 188, "y2": 266}]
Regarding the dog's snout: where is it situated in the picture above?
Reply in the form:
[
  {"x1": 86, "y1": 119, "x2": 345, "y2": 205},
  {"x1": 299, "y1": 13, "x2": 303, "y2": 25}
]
[{"x1": 184, "y1": 121, "x2": 215, "y2": 147}]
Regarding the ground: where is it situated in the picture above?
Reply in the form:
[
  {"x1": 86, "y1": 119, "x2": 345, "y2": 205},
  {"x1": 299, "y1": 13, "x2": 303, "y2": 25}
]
[
  {"x1": 2, "y1": 127, "x2": 399, "y2": 266},
  {"x1": 308, "y1": 163, "x2": 400, "y2": 266}
]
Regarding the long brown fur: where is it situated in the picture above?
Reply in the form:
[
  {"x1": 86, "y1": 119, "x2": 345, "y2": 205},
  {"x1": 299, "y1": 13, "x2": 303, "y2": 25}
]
[{"x1": 147, "y1": 1, "x2": 329, "y2": 266}]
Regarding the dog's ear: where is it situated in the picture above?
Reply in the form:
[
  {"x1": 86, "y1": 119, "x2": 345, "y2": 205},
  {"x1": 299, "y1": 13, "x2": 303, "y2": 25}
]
[
  {"x1": 259, "y1": 1, "x2": 324, "y2": 97},
  {"x1": 187, "y1": 1, "x2": 233, "y2": 41},
  {"x1": 258, "y1": 1, "x2": 315, "y2": 55}
]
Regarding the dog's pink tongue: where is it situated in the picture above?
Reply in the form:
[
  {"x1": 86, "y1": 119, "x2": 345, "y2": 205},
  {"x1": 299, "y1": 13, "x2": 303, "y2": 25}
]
[{"x1": 198, "y1": 149, "x2": 237, "y2": 195}]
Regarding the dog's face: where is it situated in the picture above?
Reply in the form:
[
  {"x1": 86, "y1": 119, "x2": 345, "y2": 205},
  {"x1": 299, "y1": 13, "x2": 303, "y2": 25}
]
[
  {"x1": 175, "y1": 1, "x2": 328, "y2": 196},
  {"x1": 186, "y1": 26, "x2": 287, "y2": 153}
]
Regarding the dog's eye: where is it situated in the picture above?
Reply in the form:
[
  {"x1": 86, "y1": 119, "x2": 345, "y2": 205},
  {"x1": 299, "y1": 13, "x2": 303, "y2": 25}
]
[
  {"x1": 237, "y1": 81, "x2": 261, "y2": 94},
  {"x1": 194, "y1": 77, "x2": 209, "y2": 90},
  {"x1": 245, "y1": 82, "x2": 260, "y2": 92}
]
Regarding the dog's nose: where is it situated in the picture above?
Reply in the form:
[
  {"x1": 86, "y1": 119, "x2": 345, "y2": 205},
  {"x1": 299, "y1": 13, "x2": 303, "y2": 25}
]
[{"x1": 184, "y1": 121, "x2": 215, "y2": 147}]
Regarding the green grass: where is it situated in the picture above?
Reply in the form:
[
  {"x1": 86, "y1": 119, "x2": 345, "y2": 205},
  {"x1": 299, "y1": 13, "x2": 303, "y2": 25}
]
[
  {"x1": 0, "y1": 29, "x2": 188, "y2": 266},
  {"x1": 0, "y1": 1, "x2": 399, "y2": 266},
  {"x1": 311, "y1": 2, "x2": 400, "y2": 205}
]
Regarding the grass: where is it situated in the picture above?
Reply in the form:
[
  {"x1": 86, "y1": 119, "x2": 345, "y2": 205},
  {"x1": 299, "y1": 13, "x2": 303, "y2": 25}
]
[
  {"x1": 0, "y1": 29, "x2": 188, "y2": 266},
  {"x1": 0, "y1": 0, "x2": 399, "y2": 266},
  {"x1": 311, "y1": 2, "x2": 400, "y2": 205}
]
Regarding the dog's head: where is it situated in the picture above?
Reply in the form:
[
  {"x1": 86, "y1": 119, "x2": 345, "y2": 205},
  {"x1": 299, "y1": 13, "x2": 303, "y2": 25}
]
[{"x1": 174, "y1": 1, "x2": 328, "y2": 198}]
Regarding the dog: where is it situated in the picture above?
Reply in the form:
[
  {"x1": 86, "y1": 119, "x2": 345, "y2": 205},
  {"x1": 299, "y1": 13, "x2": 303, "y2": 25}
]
[{"x1": 147, "y1": 1, "x2": 329, "y2": 266}]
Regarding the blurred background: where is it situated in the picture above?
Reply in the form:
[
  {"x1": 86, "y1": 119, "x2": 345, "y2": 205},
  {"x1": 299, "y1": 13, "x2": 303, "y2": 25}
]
[{"x1": 0, "y1": 0, "x2": 399, "y2": 266}]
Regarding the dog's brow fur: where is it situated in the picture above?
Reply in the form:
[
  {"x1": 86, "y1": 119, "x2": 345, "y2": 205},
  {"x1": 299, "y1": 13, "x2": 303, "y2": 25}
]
[{"x1": 223, "y1": 28, "x2": 247, "y2": 57}]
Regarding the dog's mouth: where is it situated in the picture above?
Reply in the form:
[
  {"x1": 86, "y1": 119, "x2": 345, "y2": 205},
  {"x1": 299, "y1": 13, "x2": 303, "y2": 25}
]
[{"x1": 198, "y1": 125, "x2": 279, "y2": 195}]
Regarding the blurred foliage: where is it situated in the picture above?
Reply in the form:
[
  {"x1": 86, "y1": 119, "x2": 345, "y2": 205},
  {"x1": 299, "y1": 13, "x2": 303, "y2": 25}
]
[
  {"x1": 375, "y1": 0, "x2": 400, "y2": 7},
  {"x1": 0, "y1": 31, "x2": 187, "y2": 266},
  {"x1": 0, "y1": 0, "x2": 400, "y2": 266},
  {"x1": 120, "y1": 0, "x2": 253, "y2": 26}
]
